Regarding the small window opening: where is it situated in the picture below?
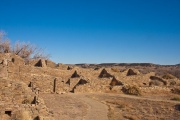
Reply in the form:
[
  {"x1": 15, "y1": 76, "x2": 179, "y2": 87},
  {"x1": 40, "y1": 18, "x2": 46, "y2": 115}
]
[{"x1": 5, "y1": 111, "x2": 12, "y2": 116}]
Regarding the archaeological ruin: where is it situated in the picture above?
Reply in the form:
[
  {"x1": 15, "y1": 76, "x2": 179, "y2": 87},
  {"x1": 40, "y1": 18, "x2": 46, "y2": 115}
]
[{"x1": 0, "y1": 53, "x2": 180, "y2": 119}]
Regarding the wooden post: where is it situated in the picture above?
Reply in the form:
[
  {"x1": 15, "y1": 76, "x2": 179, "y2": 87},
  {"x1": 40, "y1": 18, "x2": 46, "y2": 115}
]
[
  {"x1": 53, "y1": 78, "x2": 57, "y2": 93},
  {"x1": 31, "y1": 82, "x2": 34, "y2": 92}
]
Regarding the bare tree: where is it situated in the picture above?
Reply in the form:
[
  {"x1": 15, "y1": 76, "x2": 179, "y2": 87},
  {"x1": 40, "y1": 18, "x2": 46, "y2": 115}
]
[
  {"x1": 13, "y1": 41, "x2": 34, "y2": 59},
  {"x1": 0, "y1": 31, "x2": 11, "y2": 53},
  {"x1": 0, "y1": 30, "x2": 5, "y2": 40},
  {"x1": 0, "y1": 30, "x2": 50, "y2": 60},
  {"x1": 32, "y1": 47, "x2": 50, "y2": 60},
  {"x1": 13, "y1": 41, "x2": 50, "y2": 60}
]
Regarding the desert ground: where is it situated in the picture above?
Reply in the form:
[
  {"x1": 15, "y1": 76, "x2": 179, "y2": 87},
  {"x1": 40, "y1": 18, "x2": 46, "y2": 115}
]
[{"x1": 41, "y1": 92, "x2": 180, "y2": 120}]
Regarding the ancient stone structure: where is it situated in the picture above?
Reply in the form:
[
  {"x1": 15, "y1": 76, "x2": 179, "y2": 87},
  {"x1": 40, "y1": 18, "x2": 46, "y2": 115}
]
[{"x1": 0, "y1": 53, "x2": 179, "y2": 119}]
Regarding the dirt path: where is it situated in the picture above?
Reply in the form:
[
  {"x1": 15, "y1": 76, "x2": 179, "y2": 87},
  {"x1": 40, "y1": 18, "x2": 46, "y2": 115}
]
[
  {"x1": 40, "y1": 93, "x2": 180, "y2": 120},
  {"x1": 72, "y1": 94, "x2": 109, "y2": 120},
  {"x1": 40, "y1": 93, "x2": 109, "y2": 120}
]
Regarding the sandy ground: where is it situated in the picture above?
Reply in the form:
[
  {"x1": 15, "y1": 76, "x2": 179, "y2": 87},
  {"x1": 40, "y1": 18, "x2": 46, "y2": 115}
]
[
  {"x1": 40, "y1": 93, "x2": 109, "y2": 120},
  {"x1": 40, "y1": 93, "x2": 180, "y2": 120},
  {"x1": 74, "y1": 94, "x2": 109, "y2": 120}
]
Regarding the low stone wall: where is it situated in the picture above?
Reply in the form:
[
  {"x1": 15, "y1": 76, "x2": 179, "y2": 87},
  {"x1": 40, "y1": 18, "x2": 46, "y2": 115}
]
[{"x1": 0, "y1": 78, "x2": 54, "y2": 120}]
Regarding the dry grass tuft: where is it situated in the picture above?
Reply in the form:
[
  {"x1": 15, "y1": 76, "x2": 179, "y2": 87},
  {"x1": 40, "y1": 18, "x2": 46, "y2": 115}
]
[
  {"x1": 171, "y1": 97, "x2": 180, "y2": 101},
  {"x1": 169, "y1": 80, "x2": 177, "y2": 86},
  {"x1": 171, "y1": 87, "x2": 180, "y2": 95},
  {"x1": 162, "y1": 74, "x2": 176, "y2": 79},
  {"x1": 122, "y1": 85, "x2": 141, "y2": 96}
]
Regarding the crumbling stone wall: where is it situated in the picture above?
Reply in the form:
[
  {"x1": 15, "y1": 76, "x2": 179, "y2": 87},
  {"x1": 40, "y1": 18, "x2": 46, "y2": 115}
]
[
  {"x1": 0, "y1": 53, "x2": 179, "y2": 95},
  {"x1": 0, "y1": 53, "x2": 73, "y2": 94},
  {"x1": 0, "y1": 78, "x2": 54, "y2": 120}
]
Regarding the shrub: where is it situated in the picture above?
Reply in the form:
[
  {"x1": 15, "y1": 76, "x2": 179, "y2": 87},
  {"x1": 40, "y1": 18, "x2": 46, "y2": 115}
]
[
  {"x1": 170, "y1": 80, "x2": 176, "y2": 86},
  {"x1": 171, "y1": 97, "x2": 180, "y2": 101},
  {"x1": 0, "y1": 30, "x2": 50, "y2": 60},
  {"x1": 162, "y1": 74, "x2": 175, "y2": 79},
  {"x1": 122, "y1": 85, "x2": 141, "y2": 96},
  {"x1": 22, "y1": 99, "x2": 31, "y2": 104},
  {"x1": 0, "y1": 31, "x2": 11, "y2": 53},
  {"x1": 171, "y1": 87, "x2": 180, "y2": 95}
]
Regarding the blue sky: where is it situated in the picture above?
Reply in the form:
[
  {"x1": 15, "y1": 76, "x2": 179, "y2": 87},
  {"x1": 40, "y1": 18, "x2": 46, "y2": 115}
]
[{"x1": 0, "y1": 0, "x2": 180, "y2": 65}]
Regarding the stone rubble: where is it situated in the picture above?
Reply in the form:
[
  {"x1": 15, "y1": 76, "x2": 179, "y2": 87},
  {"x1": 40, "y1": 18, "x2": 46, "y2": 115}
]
[{"x1": 0, "y1": 53, "x2": 179, "y2": 119}]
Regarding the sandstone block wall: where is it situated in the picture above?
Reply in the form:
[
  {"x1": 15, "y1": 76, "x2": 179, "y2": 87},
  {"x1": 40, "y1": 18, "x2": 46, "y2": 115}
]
[{"x1": 0, "y1": 78, "x2": 53, "y2": 119}]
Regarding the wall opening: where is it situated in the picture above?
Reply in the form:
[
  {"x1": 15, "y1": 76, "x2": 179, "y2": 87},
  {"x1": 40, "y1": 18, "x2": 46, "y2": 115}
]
[
  {"x1": 35, "y1": 60, "x2": 42, "y2": 67},
  {"x1": 31, "y1": 96, "x2": 37, "y2": 104},
  {"x1": 12, "y1": 58, "x2": 15, "y2": 63},
  {"x1": 99, "y1": 69, "x2": 113, "y2": 78},
  {"x1": 71, "y1": 71, "x2": 80, "y2": 78},
  {"x1": 127, "y1": 69, "x2": 137, "y2": 76},
  {"x1": 5, "y1": 111, "x2": 12, "y2": 117}
]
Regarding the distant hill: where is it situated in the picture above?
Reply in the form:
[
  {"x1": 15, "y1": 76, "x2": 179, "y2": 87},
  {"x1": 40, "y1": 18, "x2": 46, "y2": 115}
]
[
  {"x1": 75, "y1": 63, "x2": 159, "y2": 68},
  {"x1": 74, "y1": 63, "x2": 179, "y2": 68},
  {"x1": 176, "y1": 64, "x2": 180, "y2": 66}
]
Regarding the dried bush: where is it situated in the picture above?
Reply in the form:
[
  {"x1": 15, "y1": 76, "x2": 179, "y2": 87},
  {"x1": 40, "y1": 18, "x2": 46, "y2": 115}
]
[
  {"x1": 169, "y1": 80, "x2": 176, "y2": 86},
  {"x1": 162, "y1": 74, "x2": 176, "y2": 79},
  {"x1": 122, "y1": 85, "x2": 141, "y2": 96},
  {"x1": 171, "y1": 87, "x2": 180, "y2": 95},
  {"x1": 0, "y1": 30, "x2": 50, "y2": 60},
  {"x1": 22, "y1": 99, "x2": 31, "y2": 104},
  {"x1": 171, "y1": 97, "x2": 180, "y2": 101},
  {"x1": 0, "y1": 31, "x2": 11, "y2": 53},
  {"x1": 13, "y1": 41, "x2": 50, "y2": 61}
]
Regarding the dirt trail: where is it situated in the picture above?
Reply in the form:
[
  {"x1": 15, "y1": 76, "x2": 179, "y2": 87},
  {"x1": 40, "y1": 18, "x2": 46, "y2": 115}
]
[
  {"x1": 40, "y1": 93, "x2": 109, "y2": 120},
  {"x1": 72, "y1": 94, "x2": 109, "y2": 120},
  {"x1": 41, "y1": 93, "x2": 180, "y2": 120}
]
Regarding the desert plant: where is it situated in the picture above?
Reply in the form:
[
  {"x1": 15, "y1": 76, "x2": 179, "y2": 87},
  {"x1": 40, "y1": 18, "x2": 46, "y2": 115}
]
[
  {"x1": 162, "y1": 73, "x2": 175, "y2": 79},
  {"x1": 0, "y1": 31, "x2": 11, "y2": 53},
  {"x1": 106, "y1": 100, "x2": 129, "y2": 109},
  {"x1": 122, "y1": 85, "x2": 141, "y2": 96},
  {"x1": 171, "y1": 87, "x2": 180, "y2": 95},
  {"x1": 0, "y1": 30, "x2": 50, "y2": 60},
  {"x1": 22, "y1": 98, "x2": 33, "y2": 104},
  {"x1": 169, "y1": 80, "x2": 176, "y2": 86},
  {"x1": 171, "y1": 97, "x2": 180, "y2": 101}
]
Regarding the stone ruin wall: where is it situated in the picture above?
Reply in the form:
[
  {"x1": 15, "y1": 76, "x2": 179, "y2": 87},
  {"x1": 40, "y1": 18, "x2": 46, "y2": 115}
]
[
  {"x1": 1, "y1": 53, "x2": 179, "y2": 95},
  {"x1": 0, "y1": 53, "x2": 73, "y2": 94},
  {"x1": 1, "y1": 53, "x2": 179, "y2": 119},
  {"x1": 0, "y1": 78, "x2": 54, "y2": 120}
]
